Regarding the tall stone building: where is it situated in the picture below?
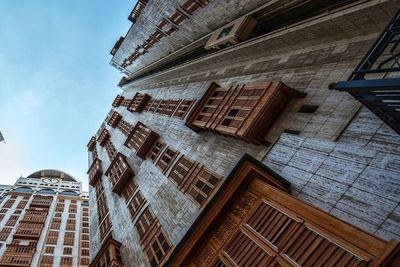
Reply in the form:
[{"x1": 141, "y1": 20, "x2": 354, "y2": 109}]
[
  {"x1": 89, "y1": 0, "x2": 400, "y2": 266},
  {"x1": 0, "y1": 170, "x2": 90, "y2": 267}
]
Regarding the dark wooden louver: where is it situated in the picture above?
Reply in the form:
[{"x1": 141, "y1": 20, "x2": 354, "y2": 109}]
[
  {"x1": 186, "y1": 82, "x2": 306, "y2": 144},
  {"x1": 128, "y1": 93, "x2": 151, "y2": 113},
  {"x1": 166, "y1": 155, "x2": 400, "y2": 266}
]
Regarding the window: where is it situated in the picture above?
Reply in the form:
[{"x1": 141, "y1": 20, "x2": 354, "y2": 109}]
[
  {"x1": 66, "y1": 223, "x2": 75, "y2": 231},
  {"x1": 0, "y1": 209, "x2": 7, "y2": 213},
  {"x1": 2, "y1": 199, "x2": 15, "y2": 208},
  {"x1": 68, "y1": 213, "x2": 76, "y2": 218},
  {"x1": 122, "y1": 179, "x2": 138, "y2": 202},
  {"x1": 168, "y1": 155, "x2": 197, "y2": 188},
  {"x1": 82, "y1": 234, "x2": 89, "y2": 241},
  {"x1": 107, "y1": 111, "x2": 122, "y2": 128},
  {"x1": 99, "y1": 214, "x2": 112, "y2": 240},
  {"x1": 40, "y1": 255, "x2": 53, "y2": 265},
  {"x1": 147, "y1": 141, "x2": 165, "y2": 162},
  {"x1": 16, "y1": 200, "x2": 28, "y2": 209},
  {"x1": 104, "y1": 139, "x2": 117, "y2": 159},
  {"x1": 116, "y1": 119, "x2": 133, "y2": 136},
  {"x1": 145, "y1": 228, "x2": 172, "y2": 267},
  {"x1": 82, "y1": 227, "x2": 89, "y2": 234},
  {"x1": 48, "y1": 231, "x2": 59, "y2": 237},
  {"x1": 135, "y1": 207, "x2": 156, "y2": 242},
  {"x1": 105, "y1": 153, "x2": 135, "y2": 194},
  {"x1": 63, "y1": 232, "x2": 75, "y2": 246},
  {"x1": 81, "y1": 249, "x2": 89, "y2": 256},
  {"x1": 155, "y1": 147, "x2": 179, "y2": 174},
  {"x1": 60, "y1": 257, "x2": 73, "y2": 266},
  {"x1": 155, "y1": 100, "x2": 180, "y2": 116},
  {"x1": 0, "y1": 227, "x2": 12, "y2": 241},
  {"x1": 186, "y1": 168, "x2": 222, "y2": 207},
  {"x1": 112, "y1": 95, "x2": 124, "y2": 107},
  {"x1": 81, "y1": 258, "x2": 89, "y2": 265},
  {"x1": 81, "y1": 241, "x2": 89, "y2": 248},
  {"x1": 125, "y1": 122, "x2": 159, "y2": 159},
  {"x1": 46, "y1": 237, "x2": 57, "y2": 245},
  {"x1": 45, "y1": 246, "x2": 54, "y2": 254},
  {"x1": 186, "y1": 82, "x2": 304, "y2": 144},
  {"x1": 5, "y1": 215, "x2": 19, "y2": 226},
  {"x1": 97, "y1": 128, "x2": 110, "y2": 147},
  {"x1": 173, "y1": 100, "x2": 195, "y2": 119},
  {"x1": 128, "y1": 191, "x2": 146, "y2": 221},
  {"x1": 63, "y1": 247, "x2": 72, "y2": 255},
  {"x1": 128, "y1": 92, "x2": 151, "y2": 113}
]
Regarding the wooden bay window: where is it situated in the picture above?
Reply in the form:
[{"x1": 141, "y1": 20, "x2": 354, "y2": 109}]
[
  {"x1": 128, "y1": 93, "x2": 151, "y2": 113},
  {"x1": 97, "y1": 128, "x2": 110, "y2": 147},
  {"x1": 87, "y1": 158, "x2": 102, "y2": 186},
  {"x1": 105, "y1": 153, "x2": 135, "y2": 195},
  {"x1": 89, "y1": 237, "x2": 123, "y2": 267},
  {"x1": 125, "y1": 122, "x2": 159, "y2": 159},
  {"x1": 107, "y1": 111, "x2": 122, "y2": 129},
  {"x1": 112, "y1": 95, "x2": 124, "y2": 108},
  {"x1": 186, "y1": 81, "x2": 306, "y2": 144}
]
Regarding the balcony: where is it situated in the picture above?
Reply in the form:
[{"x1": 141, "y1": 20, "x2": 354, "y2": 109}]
[
  {"x1": 89, "y1": 237, "x2": 124, "y2": 267},
  {"x1": 107, "y1": 111, "x2": 122, "y2": 128},
  {"x1": 112, "y1": 95, "x2": 124, "y2": 107},
  {"x1": 110, "y1": 36, "x2": 124, "y2": 56},
  {"x1": 105, "y1": 153, "x2": 135, "y2": 195},
  {"x1": 0, "y1": 245, "x2": 36, "y2": 267},
  {"x1": 87, "y1": 136, "x2": 96, "y2": 152},
  {"x1": 13, "y1": 228, "x2": 43, "y2": 240},
  {"x1": 332, "y1": 10, "x2": 400, "y2": 134},
  {"x1": 88, "y1": 158, "x2": 103, "y2": 186},
  {"x1": 127, "y1": 93, "x2": 151, "y2": 113},
  {"x1": 29, "y1": 197, "x2": 52, "y2": 208},
  {"x1": 97, "y1": 128, "x2": 110, "y2": 147},
  {"x1": 124, "y1": 122, "x2": 159, "y2": 159}
]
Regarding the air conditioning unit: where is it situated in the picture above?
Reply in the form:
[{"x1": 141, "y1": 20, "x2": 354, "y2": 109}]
[{"x1": 205, "y1": 15, "x2": 257, "y2": 50}]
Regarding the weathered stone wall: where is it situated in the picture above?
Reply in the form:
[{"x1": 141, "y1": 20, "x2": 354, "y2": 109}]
[{"x1": 263, "y1": 107, "x2": 400, "y2": 241}]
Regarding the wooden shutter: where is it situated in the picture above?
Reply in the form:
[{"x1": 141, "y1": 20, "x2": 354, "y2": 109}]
[
  {"x1": 173, "y1": 100, "x2": 195, "y2": 119},
  {"x1": 155, "y1": 147, "x2": 179, "y2": 174},
  {"x1": 128, "y1": 190, "x2": 146, "y2": 221}
]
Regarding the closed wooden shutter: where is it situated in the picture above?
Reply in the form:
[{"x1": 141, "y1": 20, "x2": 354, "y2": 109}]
[
  {"x1": 155, "y1": 147, "x2": 179, "y2": 174},
  {"x1": 127, "y1": 190, "x2": 146, "y2": 221}
]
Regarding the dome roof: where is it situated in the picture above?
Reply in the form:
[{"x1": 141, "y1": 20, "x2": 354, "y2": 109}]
[{"x1": 27, "y1": 169, "x2": 77, "y2": 182}]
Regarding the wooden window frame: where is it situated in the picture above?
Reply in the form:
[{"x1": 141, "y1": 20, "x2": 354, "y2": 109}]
[{"x1": 124, "y1": 122, "x2": 159, "y2": 159}]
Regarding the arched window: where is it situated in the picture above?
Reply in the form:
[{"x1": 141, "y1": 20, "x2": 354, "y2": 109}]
[
  {"x1": 82, "y1": 200, "x2": 89, "y2": 206},
  {"x1": 12, "y1": 187, "x2": 33, "y2": 193},
  {"x1": 60, "y1": 191, "x2": 79, "y2": 196},
  {"x1": 37, "y1": 189, "x2": 56, "y2": 195}
]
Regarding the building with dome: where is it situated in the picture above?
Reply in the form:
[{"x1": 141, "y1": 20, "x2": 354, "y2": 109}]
[{"x1": 0, "y1": 169, "x2": 89, "y2": 266}]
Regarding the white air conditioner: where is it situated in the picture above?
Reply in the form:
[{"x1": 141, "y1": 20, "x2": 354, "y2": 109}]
[{"x1": 205, "y1": 15, "x2": 257, "y2": 50}]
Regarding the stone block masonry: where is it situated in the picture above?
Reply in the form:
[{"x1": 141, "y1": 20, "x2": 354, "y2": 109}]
[{"x1": 263, "y1": 107, "x2": 400, "y2": 241}]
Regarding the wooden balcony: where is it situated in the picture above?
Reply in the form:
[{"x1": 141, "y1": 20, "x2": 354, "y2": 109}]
[
  {"x1": 127, "y1": 93, "x2": 151, "y2": 113},
  {"x1": 186, "y1": 81, "x2": 306, "y2": 145},
  {"x1": 105, "y1": 153, "x2": 135, "y2": 195},
  {"x1": 13, "y1": 228, "x2": 43, "y2": 240},
  {"x1": 87, "y1": 136, "x2": 96, "y2": 152},
  {"x1": 97, "y1": 128, "x2": 110, "y2": 147},
  {"x1": 107, "y1": 111, "x2": 122, "y2": 128},
  {"x1": 124, "y1": 122, "x2": 159, "y2": 159},
  {"x1": 0, "y1": 245, "x2": 36, "y2": 267},
  {"x1": 110, "y1": 36, "x2": 124, "y2": 56},
  {"x1": 29, "y1": 197, "x2": 52, "y2": 208},
  {"x1": 88, "y1": 158, "x2": 103, "y2": 186},
  {"x1": 89, "y1": 237, "x2": 124, "y2": 267},
  {"x1": 112, "y1": 95, "x2": 124, "y2": 108}
]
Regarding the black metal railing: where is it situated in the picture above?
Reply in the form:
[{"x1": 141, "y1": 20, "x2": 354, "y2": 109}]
[{"x1": 332, "y1": 9, "x2": 400, "y2": 134}]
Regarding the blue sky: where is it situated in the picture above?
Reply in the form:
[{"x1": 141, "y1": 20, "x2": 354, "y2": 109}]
[{"x1": 0, "y1": 1, "x2": 135, "y2": 190}]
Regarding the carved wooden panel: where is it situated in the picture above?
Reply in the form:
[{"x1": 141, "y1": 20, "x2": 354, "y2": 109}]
[{"x1": 175, "y1": 159, "x2": 399, "y2": 267}]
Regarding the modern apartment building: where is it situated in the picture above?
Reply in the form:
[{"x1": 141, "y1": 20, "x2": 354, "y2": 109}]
[
  {"x1": 89, "y1": 0, "x2": 400, "y2": 266},
  {"x1": 0, "y1": 169, "x2": 89, "y2": 267}
]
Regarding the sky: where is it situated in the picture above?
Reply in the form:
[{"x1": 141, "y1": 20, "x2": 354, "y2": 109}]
[{"x1": 0, "y1": 1, "x2": 135, "y2": 191}]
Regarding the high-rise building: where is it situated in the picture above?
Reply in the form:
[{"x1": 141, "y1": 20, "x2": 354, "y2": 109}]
[
  {"x1": 89, "y1": 0, "x2": 400, "y2": 266},
  {"x1": 0, "y1": 169, "x2": 89, "y2": 267}
]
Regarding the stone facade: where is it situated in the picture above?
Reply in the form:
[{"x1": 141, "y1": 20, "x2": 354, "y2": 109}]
[{"x1": 91, "y1": 0, "x2": 400, "y2": 266}]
